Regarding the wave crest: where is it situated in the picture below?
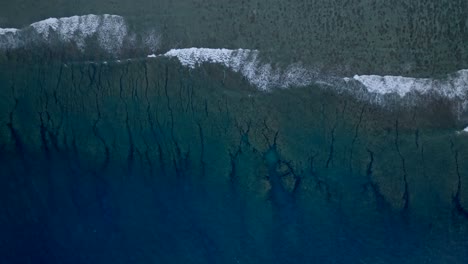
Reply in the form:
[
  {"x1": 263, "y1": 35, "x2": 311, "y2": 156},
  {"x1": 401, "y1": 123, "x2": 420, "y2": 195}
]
[
  {"x1": 351, "y1": 70, "x2": 468, "y2": 99},
  {"x1": 158, "y1": 47, "x2": 468, "y2": 104},
  {"x1": 161, "y1": 48, "x2": 318, "y2": 90},
  {"x1": 0, "y1": 14, "x2": 160, "y2": 54}
]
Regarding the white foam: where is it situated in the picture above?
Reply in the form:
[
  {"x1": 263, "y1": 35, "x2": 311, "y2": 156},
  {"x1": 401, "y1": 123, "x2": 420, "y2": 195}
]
[
  {"x1": 0, "y1": 28, "x2": 18, "y2": 34},
  {"x1": 160, "y1": 48, "x2": 468, "y2": 101},
  {"x1": 31, "y1": 17, "x2": 60, "y2": 38},
  {"x1": 1, "y1": 14, "x2": 129, "y2": 52},
  {"x1": 456, "y1": 126, "x2": 468, "y2": 135},
  {"x1": 162, "y1": 48, "x2": 318, "y2": 90},
  {"x1": 6, "y1": 20, "x2": 466, "y2": 105},
  {"x1": 351, "y1": 70, "x2": 468, "y2": 99},
  {"x1": 5, "y1": 15, "x2": 465, "y2": 104}
]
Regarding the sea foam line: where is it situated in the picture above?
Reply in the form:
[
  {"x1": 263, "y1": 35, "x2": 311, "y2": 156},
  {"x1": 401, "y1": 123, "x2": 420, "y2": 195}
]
[
  {"x1": 0, "y1": 14, "x2": 129, "y2": 52},
  {"x1": 0, "y1": 28, "x2": 18, "y2": 34},
  {"x1": 350, "y1": 70, "x2": 468, "y2": 99},
  {"x1": 155, "y1": 47, "x2": 319, "y2": 91},
  {"x1": 3, "y1": 14, "x2": 466, "y2": 102},
  {"x1": 154, "y1": 48, "x2": 468, "y2": 101}
]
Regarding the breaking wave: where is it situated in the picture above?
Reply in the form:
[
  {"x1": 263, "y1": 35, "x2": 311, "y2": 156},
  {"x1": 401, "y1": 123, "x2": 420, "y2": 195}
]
[
  {"x1": 156, "y1": 48, "x2": 468, "y2": 104},
  {"x1": 2, "y1": 13, "x2": 467, "y2": 106},
  {"x1": 0, "y1": 14, "x2": 160, "y2": 54},
  {"x1": 157, "y1": 48, "x2": 320, "y2": 91},
  {"x1": 349, "y1": 70, "x2": 468, "y2": 99}
]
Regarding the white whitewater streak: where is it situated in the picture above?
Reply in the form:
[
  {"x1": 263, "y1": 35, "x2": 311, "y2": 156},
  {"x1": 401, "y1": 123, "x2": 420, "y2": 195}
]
[
  {"x1": 0, "y1": 28, "x2": 18, "y2": 34},
  {"x1": 161, "y1": 48, "x2": 318, "y2": 90},
  {"x1": 159, "y1": 48, "x2": 468, "y2": 100},
  {"x1": 160, "y1": 47, "x2": 468, "y2": 101},
  {"x1": 351, "y1": 70, "x2": 468, "y2": 99},
  {"x1": 0, "y1": 14, "x2": 128, "y2": 52},
  {"x1": 456, "y1": 126, "x2": 468, "y2": 135}
]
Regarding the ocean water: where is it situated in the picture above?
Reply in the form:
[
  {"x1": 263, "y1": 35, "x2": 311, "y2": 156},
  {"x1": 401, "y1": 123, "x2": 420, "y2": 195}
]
[{"x1": 1, "y1": 1, "x2": 468, "y2": 263}]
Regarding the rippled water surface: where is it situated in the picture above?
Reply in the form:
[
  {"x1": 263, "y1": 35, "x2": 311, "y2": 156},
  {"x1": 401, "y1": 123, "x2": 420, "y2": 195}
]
[{"x1": 1, "y1": 1, "x2": 468, "y2": 263}]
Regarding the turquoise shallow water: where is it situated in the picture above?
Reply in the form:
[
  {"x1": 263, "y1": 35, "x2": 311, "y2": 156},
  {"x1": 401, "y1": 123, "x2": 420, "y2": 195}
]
[{"x1": 1, "y1": 1, "x2": 468, "y2": 263}]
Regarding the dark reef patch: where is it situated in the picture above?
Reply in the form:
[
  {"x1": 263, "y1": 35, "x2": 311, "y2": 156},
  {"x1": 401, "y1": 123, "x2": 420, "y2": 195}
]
[{"x1": 1, "y1": 58, "x2": 468, "y2": 263}]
